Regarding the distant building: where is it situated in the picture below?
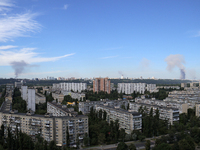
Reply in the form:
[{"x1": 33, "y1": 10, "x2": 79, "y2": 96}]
[
  {"x1": 6, "y1": 84, "x2": 14, "y2": 92},
  {"x1": 15, "y1": 81, "x2": 23, "y2": 88},
  {"x1": 118, "y1": 83, "x2": 146, "y2": 94},
  {"x1": 28, "y1": 89, "x2": 35, "y2": 112},
  {"x1": 79, "y1": 100, "x2": 128, "y2": 115},
  {"x1": 93, "y1": 78, "x2": 111, "y2": 94},
  {"x1": 52, "y1": 83, "x2": 87, "y2": 92}
]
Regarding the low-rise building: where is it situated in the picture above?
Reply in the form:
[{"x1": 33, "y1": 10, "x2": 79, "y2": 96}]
[
  {"x1": 52, "y1": 93, "x2": 65, "y2": 103},
  {"x1": 79, "y1": 100, "x2": 129, "y2": 114}
]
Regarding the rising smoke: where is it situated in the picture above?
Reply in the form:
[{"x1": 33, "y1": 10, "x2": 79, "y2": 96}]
[
  {"x1": 165, "y1": 54, "x2": 186, "y2": 79},
  {"x1": 10, "y1": 60, "x2": 28, "y2": 78}
]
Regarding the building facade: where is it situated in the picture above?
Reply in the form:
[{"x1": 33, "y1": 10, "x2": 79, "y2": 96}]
[
  {"x1": 93, "y1": 78, "x2": 111, "y2": 94},
  {"x1": 118, "y1": 83, "x2": 146, "y2": 94},
  {"x1": 79, "y1": 100, "x2": 129, "y2": 114},
  {"x1": 47, "y1": 102, "x2": 78, "y2": 117},
  {"x1": 129, "y1": 102, "x2": 179, "y2": 125},
  {"x1": 52, "y1": 83, "x2": 87, "y2": 92},
  {"x1": 0, "y1": 111, "x2": 88, "y2": 147},
  {"x1": 28, "y1": 89, "x2": 36, "y2": 112},
  {"x1": 95, "y1": 104, "x2": 142, "y2": 134}
]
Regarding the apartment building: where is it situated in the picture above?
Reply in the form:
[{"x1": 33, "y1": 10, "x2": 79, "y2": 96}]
[
  {"x1": 129, "y1": 102, "x2": 179, "y2": 125},
  {"x1": 117, "y1": 83, "x2": 149, "y2": 94},
  {"x1": 21, "y1": 86, "x2": 28, "y2": 101},
  {"x1": 28, "y1": 89, "x2": 36, "y2": 112},
  {"x1": 52, "y1": 92, "x2": 65, "y2": 103},
  {"x1": 52, "y1": 83, "x2": 87, "y2": 93},
  {"x1": 0, "y1": 110, "x2": 88, "y2": 147},
  {"x1": 135, "y1": 98, "x2": 188, "y2": 114},
  {"x1": 6, "y1": 84, "x2": 14, "y2": 92},
  {"x1": 95, "y1": 104, "x2": 142, "y2": 134},
  {"x1": 47, "y1": 102, "x2": 77, "y2": 117},
  {"x1": 62, "y1": 91, "x2": 85, "y2": 101},
  {"x1": 164, "y1": 89, "x2": 200, "y2": 109},
  {"x1": 93, "y1": 78, "x2": 111, "y2": 94},
  {"x1": 79, "y1": 100, "x2": 129, "y2": 114},
  {"x1": 146, "y1": 84, "x2": 157, "y2": 92},
  {"x1": 196, "y1": 104, "x2": 200, "y2": 117},
  {"x1": 35, "y1": 93, "x2": 46, "y2": 104}
]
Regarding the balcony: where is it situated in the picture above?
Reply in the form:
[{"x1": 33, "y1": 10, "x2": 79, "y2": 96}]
[
  {"x1": 45, "y1": 124, "x2": 50, "y2": 128},
  {"x1": 15, "y1": 120, "x2": 20, "y2": 124},
  {"x1": 78, "y1": 120, "x2": 83, "y2": 123},
  {"x1": 69, "y1": 124, "x2": 74, "y2": 127},
  {"x1": 79, "y1": 137, "x2": 83, "y2": 140}
]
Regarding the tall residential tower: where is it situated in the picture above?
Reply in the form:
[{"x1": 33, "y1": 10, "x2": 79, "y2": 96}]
[{"x1": 93, "y1": 78, "x2": 111, "y2": 94}]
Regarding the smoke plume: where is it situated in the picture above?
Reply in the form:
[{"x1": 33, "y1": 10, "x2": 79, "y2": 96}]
[
  {"x1": 165, "y1": 54, "x2": 186, "y2": 79},
  {"x1": 118, "y1": 71, "x2": 123, "y2": 76},
  {"x1": 10, "y1": 60, "x2": 28, "y2": 78}
]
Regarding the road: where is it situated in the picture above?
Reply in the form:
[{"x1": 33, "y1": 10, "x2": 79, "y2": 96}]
[{"x1": 81, "y1": 140, "x2": 155, "y2": 150}]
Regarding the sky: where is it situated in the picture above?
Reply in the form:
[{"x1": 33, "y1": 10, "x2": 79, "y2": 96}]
[{"x1": 0, "y1": 0, "x2": 200, "y2": 80}]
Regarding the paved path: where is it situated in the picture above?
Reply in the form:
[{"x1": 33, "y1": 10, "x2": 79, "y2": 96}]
[{"x1": 82, "y1": 140, "x2": 155, "y2": 150}]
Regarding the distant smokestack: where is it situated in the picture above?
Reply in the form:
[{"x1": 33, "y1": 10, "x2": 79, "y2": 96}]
[
  {"x1": 165, "y1": 54, "x2": 186, "y2": 79},
  {"x1": 180, "y1": 69, "x2": 185, "y2": 79}
]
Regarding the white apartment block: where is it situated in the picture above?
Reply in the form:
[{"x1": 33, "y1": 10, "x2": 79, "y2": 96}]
[
  {"x1": 129, "y1": 102, "x2": 179, "y2": 125},
  {"x1": 118, "y1": 83, "x2": 154, "y2": 94},
  {"x1": 21, "y1": 86, "x2": 28, "y2": 101},
  {"x1": 95, "y1": 104, "x2": 142, "y2": 134},
  {"x1": 146, "y1": 84, "x2": 157, "y2": 92},
  {"x1": 79, "y1": 100, "x2": 129, "y2": 114},
  {"x1": 47, "y1": 102, "x2": 77, "y2": 117},
  {"x1": 0, "y1": 111, "x2": 88, "y2": 147},
  {"x1": 52, "y1": 83, "x2": 87, "y2": 92},
  {"x1": 28, "y1": 89, "x2": 36, "y2": 112}
]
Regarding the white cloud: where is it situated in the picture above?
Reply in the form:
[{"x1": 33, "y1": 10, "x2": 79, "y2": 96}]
[
  {"x1": 0, "y1": 12, "x2": 41, "y2": 42},
  {"x1": 0, "y1": 47, "x2": 75, "y2": 66},
  {"x1": 0, "y1": 45, "x2": 17, "y2": 49},
  {"x1": 0, "y1": 0, "x2": 41, "y2": 42},
  {"x1": 63, "y1": 4, "x2": 68, "y2": 10},
  {"x1": 194, "y1": 31, "x2": 200, "y2": 37},
  {"x1": 0, "y1": 0, "x2": 14, "y2": 12},
  {"x1": 100, "y1": 55, "x2": 118, "y2": 59}
]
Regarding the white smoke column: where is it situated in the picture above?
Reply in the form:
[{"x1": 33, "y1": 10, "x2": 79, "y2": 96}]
[{"x1": 165, "y1": 54, "x2": 186, "y2": 79}]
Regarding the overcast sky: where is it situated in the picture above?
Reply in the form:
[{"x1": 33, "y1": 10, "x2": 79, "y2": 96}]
[{"x1": 0, "y1": 0, "x2": 200, "y2": 79}]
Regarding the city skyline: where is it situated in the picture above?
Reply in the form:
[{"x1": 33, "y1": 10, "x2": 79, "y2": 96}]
[{"x1": 0, "y1": 0, "x2": 200, "y2": 79}]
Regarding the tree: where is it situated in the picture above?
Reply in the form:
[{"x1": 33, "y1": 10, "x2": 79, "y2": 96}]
[
  {"x1": 129, "y1": 143, "x2": 136, "y2": 150},
  {"x1": 145, "y1": 140, "x2": 151, "y2": 150},
  {"x1": 83, "y1": 133, "x2": 89, "y2": 146},
  {"x1": 117, "y1": 142, "x2": 128, "y2": 150},
  {"x1": 119, "y1": 128, "x2": 126, "y2": 142},
  {"x1": 103, "y1": 110, "x2": 107, "y2": 120},
  {"x1": 98, "y1": 133, "x2": 105, "y2": 145}
]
